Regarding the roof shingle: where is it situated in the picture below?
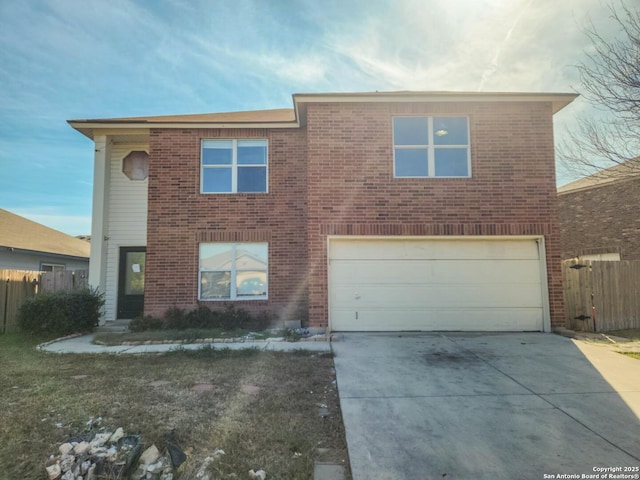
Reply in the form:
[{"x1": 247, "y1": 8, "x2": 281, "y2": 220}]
[{"x1": 0, "y1": 209, "x2": 90, "y2": 259}]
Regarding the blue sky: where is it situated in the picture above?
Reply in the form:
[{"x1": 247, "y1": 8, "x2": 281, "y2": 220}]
[{"x1": 0, "y1": 0, "x2": 633, "y2": 236}]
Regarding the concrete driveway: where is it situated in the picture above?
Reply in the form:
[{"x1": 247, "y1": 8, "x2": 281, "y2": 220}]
[{"x1": 332, "y1": 333, "x2": 640, "y2": 480}]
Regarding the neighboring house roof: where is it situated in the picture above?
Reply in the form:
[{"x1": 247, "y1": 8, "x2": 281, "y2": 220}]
[
  {"x1": 558, "y1": 161, "x2": 640, "y2": 195},
  {"x1": 69, "y1": 90, "x2": 578, "y2": 139},
  {"x1": 0, "y1": 209, "x2": 91, "y2": 259}
]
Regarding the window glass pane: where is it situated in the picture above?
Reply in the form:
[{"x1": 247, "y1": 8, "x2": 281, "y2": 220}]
[
  {"x1": 235, "y1": 244, "x2": 268, "y2": 269},
  {"x1": 433, "y1": 117, "x2": 468, "y2": 145},
  {"x1": 200, "y1": 271, "x2": 231, "y2": 299},
  {"x1": 238, "y1": 141, "x2": 267, "y2": 165},
  {"x1": 236, "y1": 271, "x2": 267, "y2": 297},
  {"x1": 395, "y1": 148, "x2": 428, "y2": 177},
  {"x1": 393, "y1": 117, "x2": 428, "y2": 145},
  {"x1": 200, "y1": 244, "x2": 233, "y2": 269},
  {"x1": 202, "y1": 140, "x2": 233, "y2": 165},
  {"x1": 238, "y1": 166, "x2": 267, "y2": 192},
  {"x1": 125, "y1": 252, "x2": 145, "y2": 295},
  {"x1": 434, "y1": 148, "x2": 469, "y2": 177},
  {"x1": 202, "y1": 167, "x2": 232, "y2": 192}
]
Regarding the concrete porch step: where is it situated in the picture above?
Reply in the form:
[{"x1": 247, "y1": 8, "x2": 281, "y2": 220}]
[{"x1": 96, "y1": 319, "x2": 131, "y2": 334}]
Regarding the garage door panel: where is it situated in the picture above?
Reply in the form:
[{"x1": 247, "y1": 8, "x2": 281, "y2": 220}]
[
  {"x1": 330, "y1": 259, "x2": 541, "y2": 285},
  {"x1": 331, "y1": 284, "x2": 543, "y2": 308},
  {"x1": 328, "y1": 238, "x2": 546, "y2": 332},
  {"x1": 330, "y1": 239, "x2": 539, "y2": 261},
  {"x1": 331, "y1": 307, "x2": 543, "y2": 331}
]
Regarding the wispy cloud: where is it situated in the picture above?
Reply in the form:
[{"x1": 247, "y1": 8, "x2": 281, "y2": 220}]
[
  {"x1": 478, "y1": 0, "x2": 535, "y2": 90},
  {"x1": 0, "y1": 0, "x2": 635, "y2": 234}
]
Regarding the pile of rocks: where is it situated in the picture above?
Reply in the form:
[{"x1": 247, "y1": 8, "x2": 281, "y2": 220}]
[{"x1": 45, "y1": 427, "x2": 182, "y2": 480}]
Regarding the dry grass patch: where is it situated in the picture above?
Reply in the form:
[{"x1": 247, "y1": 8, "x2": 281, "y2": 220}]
[
  {"x1": 0, "y1": 333, "x2": 350, "y2": 479},
  {"x1": 618, "y1": 352, "x2": 640, "y2": 360},
  {"x1": 605, "y1": 329, "x2": 640, "y2": 341}
]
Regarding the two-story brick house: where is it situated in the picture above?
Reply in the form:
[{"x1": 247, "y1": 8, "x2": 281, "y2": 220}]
[
  {"x1": 69, "y1": 91, "x2": 576, "y2": 332},
  {"x1": 559, "y1": 161, "x2": 640, "y2": 261}
]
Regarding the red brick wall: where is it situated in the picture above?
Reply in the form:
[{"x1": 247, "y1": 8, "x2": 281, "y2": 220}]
[
  {"x1": 305, "y1": 101, "x2": 564, "y2": 329},
  {"x1": 559, "y1": 177, "x2": 640, "y2": 260},
  {"x1": 145, "y1": 128, "x2": 308, "y2": 322},
  {"x1": 145, "y1": 100, "x2": 565, "y2": 330}
]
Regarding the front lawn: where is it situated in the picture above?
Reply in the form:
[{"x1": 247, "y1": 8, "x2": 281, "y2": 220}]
[{"x1": 0, "y1": 333, "x2": 350, "y2": 479}]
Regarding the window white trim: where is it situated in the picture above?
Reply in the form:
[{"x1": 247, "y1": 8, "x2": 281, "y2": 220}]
[
  {"x1": 393, "y1": 116, "x2": 471, "y2": 178},
  {"x1": 200, "y1": 139, "x2": 268, "y2": 194}
]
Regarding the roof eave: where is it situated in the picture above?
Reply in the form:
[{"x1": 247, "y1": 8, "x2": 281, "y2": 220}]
[
  {"x1": 68, "y1": 91, "x2": 579, "y2": 140},
  {"x1": 292, "y1": 91, "x2": 579, "y2": 114},
  {"x1": 0, "y1": 246, "x2": 90, "y2": 261},
  {"x1": 68, "y1": 120, "x2": 301, "y2": 140},
  {"x1": 558, "y1": 174, "x2": 640, "y2": 195}
]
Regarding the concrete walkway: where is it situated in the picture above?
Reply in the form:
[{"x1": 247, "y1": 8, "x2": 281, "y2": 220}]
[
  {"x1": 333, "y1": 332, "x2": 640, "y2": 480},
  {"x1": 39, "y1": 334, "x2": 331, "y2": 354}
]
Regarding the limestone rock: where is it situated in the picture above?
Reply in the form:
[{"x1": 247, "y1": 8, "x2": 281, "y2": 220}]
[
  {"x1": 60, "y1": 471, "x2": 75, "y2": 480},
  {"x1": 86, "y1": 463, "x2": 96, "y2": 480},
  {"x1": 109, "y1": 427, "x2": 125, "y2": 443},
  {"x1": 147, "y1": 460, "x2": 164, "y2": 474},
  {"x1": 59, "y1": 454, "x2": 75, "y2": 472},
  {"x1": 80, "y1": 460, "x2": 92, "y2": 474},
  {"x1": 58, "y1": 443, "x2": 73, "y2": 455},
  {"x1": 90, "y1": 432, "x2": 111, "y2": 448},
  {"x1": 45, "y1": 464, "x2": 61, "y2": 480},
  {"x1": 139, "y1": 445, "x2": 161, "y2": 465},
  {"x1": 195, "y1": 457, "x2": 214, "y2": 479},
  {"x1": 73, "y1": 441, "x2": 91, "y2": 455}
]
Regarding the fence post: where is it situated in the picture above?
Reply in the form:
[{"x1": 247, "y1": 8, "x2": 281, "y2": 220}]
[{"x1": 2, "y1": 278, "x2": 9, "y2": 335}]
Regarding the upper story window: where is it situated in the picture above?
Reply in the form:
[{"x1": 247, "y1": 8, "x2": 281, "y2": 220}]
[
  {"x1": 201, "y1": 139, "x2": 268, "y2": 193},
  {"x1": 393, "y1": 117, "x2": 470, "y2": 178}
]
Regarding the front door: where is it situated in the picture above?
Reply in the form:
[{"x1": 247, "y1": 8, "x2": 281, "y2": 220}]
[{"x1": 117, "y1": 247, "x2": 146, "y2": 319}]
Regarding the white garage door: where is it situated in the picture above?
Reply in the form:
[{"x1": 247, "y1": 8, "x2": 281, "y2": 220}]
[{"x1": 328, "y1": 237, "x2": 546, "y2": 331}]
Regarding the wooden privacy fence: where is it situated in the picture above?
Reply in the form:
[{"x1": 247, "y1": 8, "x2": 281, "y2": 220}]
[
  {"x1": 0, "y1": 269, "x2": 88, "y2": 334},
  {"x1": 563, "y1": 260, "x2": 640, "y2": 332}
]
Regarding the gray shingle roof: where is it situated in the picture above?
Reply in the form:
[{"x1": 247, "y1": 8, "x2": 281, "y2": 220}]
[{"x1": 0, "y1": 209, "x2": 90, "y2": 258}]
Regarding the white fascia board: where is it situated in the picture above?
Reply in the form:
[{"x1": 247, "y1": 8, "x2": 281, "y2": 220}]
[
  {"x1": 293, "y1": 92, "x2": 578, "y2": 114},
  {"x1": 68, "y1": 122, "x2": 301, "y2": 140}
]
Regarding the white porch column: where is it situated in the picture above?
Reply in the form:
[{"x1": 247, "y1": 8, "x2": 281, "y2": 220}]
[{"x1": 89, "y1": 135, "x2": 111, "y2": 319}]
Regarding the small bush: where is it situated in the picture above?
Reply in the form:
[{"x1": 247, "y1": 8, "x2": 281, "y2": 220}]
[
  {"x1": 129, "y1": 315, "x2": 164, "y2": 332},
  {"x1": 219, "y1": 304, "x2": 252, "y2": 330},
  {"x1": 185, "y1": 305, "x2": 219, "y2": 328},
  {"x1": 163, "y1": 307, "x2": 188, "y2": 330},
  {"x1": 18, "y1": 289, "x2": 104, "y2": 336},
  {"x1": 125, "y1": 304, "x2": 275, "y2": 332}
]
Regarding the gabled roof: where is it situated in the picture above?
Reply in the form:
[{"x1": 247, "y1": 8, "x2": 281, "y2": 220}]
[
  {"x1": 68, "y1": 90, "x2": 578, "y2": 140},
  {"x1": 0, "y1": 209, "x2": 90, "y2": 259},
  {"x1": 558, "y1": 160, "x2": 640, "y2": 194}
]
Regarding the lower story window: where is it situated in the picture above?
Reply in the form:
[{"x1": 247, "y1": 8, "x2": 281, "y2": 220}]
[
  {"x1": 199, "y1": 243, "x2": 268, "y2": 300},
  {"x1": 41, "y1": 263, "x2": 65, "y2": 272}
]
